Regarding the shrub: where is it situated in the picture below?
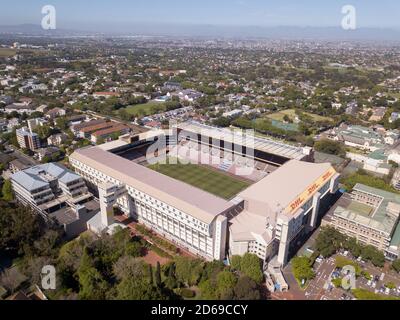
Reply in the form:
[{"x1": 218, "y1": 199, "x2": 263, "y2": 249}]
[{"x1": 180, "y1": 288, "x2": 195, "y2": 298}]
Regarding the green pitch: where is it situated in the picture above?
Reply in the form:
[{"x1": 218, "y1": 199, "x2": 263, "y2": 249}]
[{"x1": 148, "y1": 159, "x2": 251, "y2": 200}]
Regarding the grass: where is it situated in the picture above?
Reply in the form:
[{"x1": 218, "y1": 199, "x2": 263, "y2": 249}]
[
  {"x1": 266, "y1": 108, "x2": 332, "y2": 123},
  {"x1": 352, "y1": 288, "x2": 400, "y2": 300},
  {"x1": 0, "y1": 48, "x2": 16, "y2": 57},
  {"x1": 148, "y1": 158, "x2": 251, "y2": 200},
  {"x1": 122, "y1": 102, "x2": 166, "y2": 117}
]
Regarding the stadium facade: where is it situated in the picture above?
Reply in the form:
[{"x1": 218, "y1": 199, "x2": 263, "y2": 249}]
[{"x1": 69, "y1": 121, "x2": 339, "y2": 266}]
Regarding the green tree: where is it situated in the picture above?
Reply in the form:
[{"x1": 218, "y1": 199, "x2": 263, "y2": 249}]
[
  {"x1": 314, "y1": 139, "x2": 346, "y2": 157},
  {"x1": 315, "y1": 227, "x2": 345, "y2": 257},
  {"x1": 230, "y1": 255, "x2": 242, "y2": 271},
  {"x1": 392, "y1": 259, "x2": 400, "y2": 273},
  {"x1": 0, "y1": 201, "x2": 42, "y2": 256},
  {"x1": 78, "y1": 250, "x2": 109, "y2": 300},
  {"x1": 199, "y1": 279, "x2": 217, "y2": 300},
  {"x1": 291, "y1": 256, "x2": 315, "y2": 284},
  {"x1": 174, "y1": 257, "x2": 203, "y2": 286},
  {"x1": 216, "y1": 271, "x2": 237, "y2": 298},
  {"x1": 239, "y1": 253, "x2": 263, "y2": 284},
  {"x1": 116, "y1": 277, "x2": 165, "y2": 300},
  {"x1": 155, "y1": 262, "x2": 162, "y2": 287},
  {"x1": 2, "y1": 180, "x2": 14, "y2": 201},
  {"x1": 233, "y1": 276, "x2": 261, "y2": 300}
]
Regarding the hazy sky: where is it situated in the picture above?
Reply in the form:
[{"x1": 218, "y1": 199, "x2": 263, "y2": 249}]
[{"x1": 1, "y1": 0, "x2": 400, "y2": 30}]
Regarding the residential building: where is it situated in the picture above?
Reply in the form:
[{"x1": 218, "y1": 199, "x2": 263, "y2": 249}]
[
  {"x1": 16, "y1": 127, "x2": 41, "y2": 151},
  {"x1": 47, "y1": 133, "x2": 68, "y2": 146}
]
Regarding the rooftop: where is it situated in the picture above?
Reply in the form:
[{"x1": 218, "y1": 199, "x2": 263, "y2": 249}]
[
  {"x1": 11, "y1": 163, "x2": 82, "y2": 191},
  {"x1": 177, "y1": 121, "x2": 308, "y2": 161},
  {"x1": 331, "y1": 183, "x2": 400, "y2": 235},
  {"x1": 239, "y1": 160, "x2": 336, "y2": 216}
]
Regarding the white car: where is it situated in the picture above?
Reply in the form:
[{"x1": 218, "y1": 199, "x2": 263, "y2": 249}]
[
  {"x1": 385, "y1": 288, "x2": 391, "y2": 295},
  {"x1": 367, "y1": 280, "x2": 372, "y2": 286}
]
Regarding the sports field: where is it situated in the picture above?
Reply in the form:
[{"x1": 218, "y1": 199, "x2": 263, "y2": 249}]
[
  {"x1": 122, "y1": 102, "x2": 166, "y2": 117},
  {"x1": 266, "y1": 108, "x2": 333, "y2": 123},
  {"x1": 0, "y1": 48, "x2": 16, "y2": 57},
  {"x1": 148, "y1": 159, "x2": 251, "y2": 200}
]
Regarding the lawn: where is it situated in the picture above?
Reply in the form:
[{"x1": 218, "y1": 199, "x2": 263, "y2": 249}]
[
  {"x1": 266, "y1": 109, "x2": 333, "y2": 123},
  {"x1": 0, "y1": 48, "x2": 16, "y2": 57},
  {"x1": 122, "y1": 102, "x2": 166, "y2": 117},
  {"x1": 148, "y1": 158, "x2": 251, "y2": 200}
]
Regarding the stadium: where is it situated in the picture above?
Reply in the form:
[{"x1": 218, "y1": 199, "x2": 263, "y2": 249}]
[{"x1": 69, "y1": 121, "x2": 340, "y2": 267}]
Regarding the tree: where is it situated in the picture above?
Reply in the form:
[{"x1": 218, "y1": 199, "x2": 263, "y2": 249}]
[
  {"x1": 155, "y1": 262, "x2": 162, "y2": 287},
  {"x1": 233, "y1": 276, "x2": 261, "y2": 300},
  {"x1": 344, "y1": 237, "x2": 362, "y2": 258},
  {"x1": 2, "y1": 180, "x2": 13, "y2": 201},
  {"x1": 361, "y1": 245, "x2": 385, "y2": 267},
  {"x1": 291, "y1": 256, "x2": 315, "y2": 284},
  {"x1": 116, "y1": 277, "x2": 165, "y2": 300},
  {"x1": 314, "y1": 139, "x2": 346, "y2": 157},
  {"x1": 392, "y1": 259, "x2": 400, "y2": 273},
  {"x1": 315, "y1": 227, "x2": 345, "y2": 258},
  {"x1": 78, "y1": 267, "x2": 109, "y2": 300},
  {"x1": 216, "y1": 271, "x2": 237, "y2": 298},
  {"x1": 239, "y1": 253, "x2": 263, "y2": 284},
  {"x1": 77, "y1": 250, "x2": 109, "y2": 300},
  {"x1": 0, "y1": 201, "x2": 42, "y2": 256},
  {"x1": 230, "y1": 255, "x2": 242, "y2": 271},
  {"x1": 148, "y1": 264, "x2": 153, "y2": 286},
  {"x1": 112, "y1": 256, "x2": 145, "y2": 280},
  {"x1": 174, "y1": 257, "x2": 203, "y2": 286},
  {"x1": 199, "y1": 279, "x2": 217, "y2": 300}
]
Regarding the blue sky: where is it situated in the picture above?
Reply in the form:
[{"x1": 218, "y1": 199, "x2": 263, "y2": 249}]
[{"x1": 1, "y1": 0, "x2": 400, "y2": 29}]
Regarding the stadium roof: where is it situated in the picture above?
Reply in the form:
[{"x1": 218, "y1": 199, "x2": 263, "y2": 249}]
[
  {"x1": 177, "y1": 121, "x2": 308, "y2": 161},
  {"x1": 70, "y1": 147, "x2": 236, "y2": 224},
  {"x1": 238, "y1": 160, "x2": 335, "y2": 216}
]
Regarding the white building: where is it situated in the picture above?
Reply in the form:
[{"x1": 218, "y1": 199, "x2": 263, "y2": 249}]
[
  {"x1": 10, "y1": 163, "x2": 92, "y2": 214},
  {"x1": 229, "y1": 160, "x2": 339, "y2": 266}
]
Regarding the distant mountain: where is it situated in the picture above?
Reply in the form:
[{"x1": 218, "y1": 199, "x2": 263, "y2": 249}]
[
  {"x1": 0, "y1": 24, "x2": 88, "y2": 36},
  {"x1": 0, "y1": 23, "x2": 399, "y2": 42}
]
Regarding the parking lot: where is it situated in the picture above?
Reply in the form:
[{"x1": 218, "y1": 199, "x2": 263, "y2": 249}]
[{"x1": 303, "y1": 252, "x2": 400, "y2": 300}]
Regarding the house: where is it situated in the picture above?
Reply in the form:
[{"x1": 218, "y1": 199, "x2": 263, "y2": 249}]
[
  {"x1": 389, "y1": 112, "x2": 400, "y2": 124},
  {"x1": 27, "y1": 118, "x2": 48, "y2": 132},
  {"x1": 35, "y1": 104, "x2": 49, "y2": 113},
  {"x1": 70, "y1": 119, "x2": 108, "y2": 136},
  {"x1": 345, "y1": 101, "x2": 358, "y2": 115},
  {"x1": 47, "y1": 133, "x2": 68, "y2": 146},
  {"x1": 46, "y1": 107, "x2": 66, "y2": 119},
  {"x1": 177, "y1": 89, "x2": 203, "y2": 102},
  {"x1": 6, "y1": 118, "x2": 20, "y2": 131},
  {"x1": 93, "y1": 92, "x2": 120, "y2": 99},
  {"x1": 36, "y1": 147, "x2": 61, "y2": 162},
  {"x1": 90, "y1": 124, "x2": 130, "y2": 144},
  {"x1": 163, "y1": 81, "x2": 182, "y2": 91},
  {"x1": 9, "y1": 158, "x2": 32, "y2": 173},
  {"x1": 331, "y1": 102, "x2": 342, "y2": 110},
  {"x1": 369, "y1": 107, "x2": 387, "y2": 122},
  {"x1": 0, "y1": 95, "x2": 13, "y2": 105},
  {"x1": 3, "y1": 103, "x2": 35, "y2": 115}
]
